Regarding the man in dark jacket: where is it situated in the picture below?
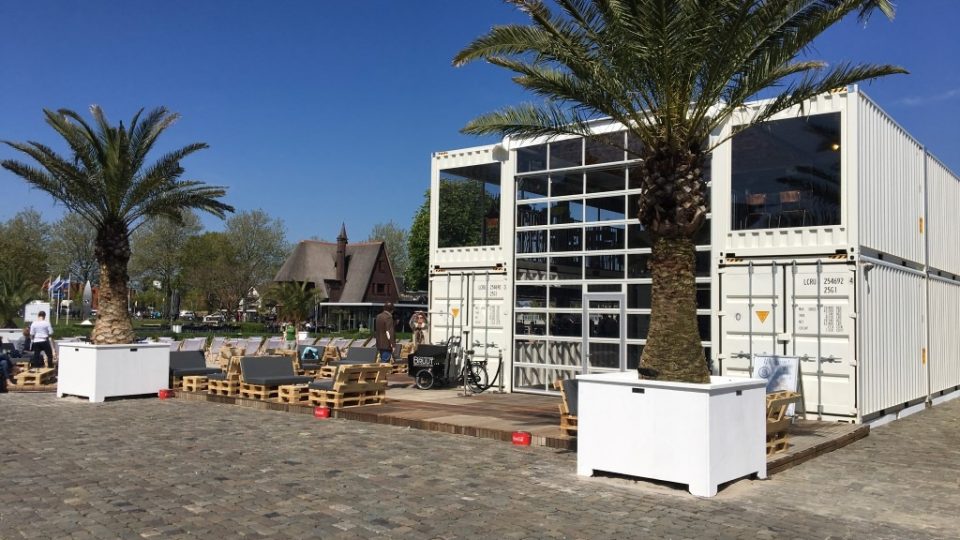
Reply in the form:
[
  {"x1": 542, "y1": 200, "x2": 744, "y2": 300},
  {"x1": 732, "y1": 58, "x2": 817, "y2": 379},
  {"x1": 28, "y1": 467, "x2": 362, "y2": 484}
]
[{"x1": 375, "y1": 303, "x2": 396, "y2": 363}]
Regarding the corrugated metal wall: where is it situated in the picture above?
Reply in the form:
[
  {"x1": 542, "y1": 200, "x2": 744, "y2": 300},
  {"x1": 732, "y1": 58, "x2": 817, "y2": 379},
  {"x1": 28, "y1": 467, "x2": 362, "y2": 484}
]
[
  {"x1": 926, "y1": 155, "x2": 960, "y2": 275},
  {"x1": 928, "y1": 276, "x2": 960, "y2": 394},
  {"x1": 858, "y1": 262, "x2": 926, "y2": 417},
  {"x1": 857, "y1": 95, "x2": 925, "y2": 265}
]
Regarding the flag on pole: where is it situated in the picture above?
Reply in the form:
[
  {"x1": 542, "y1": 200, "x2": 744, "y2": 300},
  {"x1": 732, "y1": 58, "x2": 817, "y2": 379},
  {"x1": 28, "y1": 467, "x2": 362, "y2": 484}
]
[{"x1": 51, "y1": 275, "x2": 63, "y2": 292}]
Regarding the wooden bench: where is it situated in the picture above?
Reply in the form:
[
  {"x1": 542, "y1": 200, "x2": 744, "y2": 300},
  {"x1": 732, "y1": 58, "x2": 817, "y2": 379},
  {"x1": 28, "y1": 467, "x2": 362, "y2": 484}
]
[
  {"x1": 238, "y1": 356, "x2": 313, "y2": 401},
  {"x1": 295, "y1": 344, "x2": 325, "y2": 377},
  {"x1": 318, "y1": 347, "x2": 381, "y2": 378},
  {"x1": 554, "y1": 379, "x2": 578, "y2": 436},
  {"x1": 308, "y1": 364, "x2": 390, "y2": 409},
  {"x1": 169, "y1": 350, "x2": 221, "y2": 390},
  {"x1": 182, "y1": 376, "x2": 209, "y2": 392},
  {"x1": 766, "y1": 391, "x2": 802, "y2": 455},
  {"x1": 15, "y1": 367, "x2": 56, "y2": 386},
  {"x1": 277, "y1": 384, "x2": 310, "y2": 404}
]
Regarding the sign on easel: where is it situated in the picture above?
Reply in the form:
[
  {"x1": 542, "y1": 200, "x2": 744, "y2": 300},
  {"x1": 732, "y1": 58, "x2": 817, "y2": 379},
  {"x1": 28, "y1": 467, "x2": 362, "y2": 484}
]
[{"x1": 24, "y1": 301, "x2": 51, "y2": 323}]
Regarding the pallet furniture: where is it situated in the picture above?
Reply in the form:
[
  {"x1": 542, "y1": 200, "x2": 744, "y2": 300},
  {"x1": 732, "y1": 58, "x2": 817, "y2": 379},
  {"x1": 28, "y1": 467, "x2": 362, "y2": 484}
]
[
  {"x1": 169, "y1": 350, "x2": 221, "y2": 389},
  {"x1": 238, "y1": 356, "x2": 312, "y2": 401},
  {"x1": 388, "y1": 343, "x2": 409, "y2": 374},
  {"x1": 766, "y1": 390, "x2": 803, "y2": 455},
  {"x1": 182, "y1": 375, "x2": 209, "y2": 392},
  {"x1": 308, "y1": 364, "x2": 391, "y2": 409},
  {"x1": 318, "y1": 347, "x2": 380, "y2": 378},
  {"x1": 554, "y1": 379, "x2": 579, "y2": 436},
  {"x1": 15, "y1": 367, "x2": 56, "y2": 386},
  {"x1": 296, "y1": 344, "x2": 325, "y2": 376},
  {"x1": 277, "y1": 384, "x2": 310, "y2": 404},
  {"x1": 208, "y1": 353, "x2": 243, "y2": 396}
]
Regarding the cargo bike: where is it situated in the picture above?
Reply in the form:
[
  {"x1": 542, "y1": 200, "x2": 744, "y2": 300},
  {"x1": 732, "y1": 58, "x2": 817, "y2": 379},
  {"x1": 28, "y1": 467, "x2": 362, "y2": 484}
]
[{"x1": 407, "y1": 336, "x2": 489, "y2": 393}]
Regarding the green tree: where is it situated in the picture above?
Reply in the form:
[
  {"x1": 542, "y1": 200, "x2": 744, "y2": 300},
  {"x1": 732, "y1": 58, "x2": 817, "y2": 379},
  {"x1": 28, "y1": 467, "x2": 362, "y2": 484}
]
[
  {"x1": 219, "y1": 210, "x2": 289, "y2": 319},
  {"x1": 49, "y1": 212, "x2": 99, "y2": 285},
  {"x1": 456, "y1": 0, "x2": 903, "y2": 383},
  {"x1": 405, "y1": 191, "x2": 430, "y2": 291},
  {"x1": 0, "y1": 208, "x2": 51, "y2": 282},
  {"x1": 368, "y1": 221, "x2": 409, "y2": 285},
  {"x1": 2, "y1": 106, "x2": 233, "y2": 344},
  {"x1": 180, "y1": 232, "x2": 234, "y2": 312},
  {"x1": 0, "y1": 267, "x2": 40, "y2": 327},
  {"x1": 265, "y1": 280, "x2": 325, "y2": 331},
  {"x1": 129, "y1": 210, "x2": 202, "y2": 312}
]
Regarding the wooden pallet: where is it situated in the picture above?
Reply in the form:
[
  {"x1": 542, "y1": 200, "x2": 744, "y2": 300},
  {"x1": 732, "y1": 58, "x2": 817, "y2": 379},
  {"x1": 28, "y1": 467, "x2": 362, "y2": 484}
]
[
  {"x1": 277, "y1": 384, "x2": 310, "y2": 404},
  {"x1": 766, "y1": 391, "x2": 802, "y2": 456},
  {"x1": 15, "y1": 367, "x2": 56, "y2": 386},
  {"x1": 389, "y1": 362, "x2": 408, "y2": 375},
  {"x1": 182, "y1": 376, "x2": 209, "y2": 392},
  {"x1": 309, "y1": 389, "x2": 386, "y2": 408},
  {"x1": 208, "y1": 378, "x2": 240, "y2": 396},
  {"x1": 308, "y1": 364, "x2": 390, "y2": 409},
  {"x1": 554, "y1": 379, "x2": 578, "y2": 436},
  {"x1": 239, "y1": 383, "x2": 279, "y2": 401}
]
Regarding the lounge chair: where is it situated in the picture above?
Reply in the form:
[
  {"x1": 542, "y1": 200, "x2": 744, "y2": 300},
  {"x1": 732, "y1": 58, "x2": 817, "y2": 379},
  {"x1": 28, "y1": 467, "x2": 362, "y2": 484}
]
[
  {"x1": 169, "y1": 350, "x2": 221, "y2": 389},
  {"x1": 307, "y1": 363, "x2": 391, "y2": 409},
  {"x1": 297, "y1": 344, "x2": 325, "y2": 375},
  {"x1": 243, "y1": 337, "x2": 263, "y2": 357},
  {"x1": 180, "y1": 337, "x2": 206, "y2": 352},
  {"x1": 260, "y1": 336, "x2": 284, "y2": 354},
  {"x1": 238, "y1": 356, "x2": 312, "y2": 401}
]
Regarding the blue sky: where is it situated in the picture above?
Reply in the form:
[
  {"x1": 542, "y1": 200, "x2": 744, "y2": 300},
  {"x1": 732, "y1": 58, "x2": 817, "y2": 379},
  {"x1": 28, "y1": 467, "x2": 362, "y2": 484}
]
[{"x1": 2, "y1": 1, "x2": 958, "y2": 242}]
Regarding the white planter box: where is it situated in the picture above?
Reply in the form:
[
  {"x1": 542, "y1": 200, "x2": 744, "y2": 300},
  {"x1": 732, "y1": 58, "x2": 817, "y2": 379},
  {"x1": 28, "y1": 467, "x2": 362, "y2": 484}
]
[
  {"x1": 576, "y1": 372, "x2": 767, "y2": 497},
  {"x1": 57, "y1": 343, "x2": 171, "y2": 403}
]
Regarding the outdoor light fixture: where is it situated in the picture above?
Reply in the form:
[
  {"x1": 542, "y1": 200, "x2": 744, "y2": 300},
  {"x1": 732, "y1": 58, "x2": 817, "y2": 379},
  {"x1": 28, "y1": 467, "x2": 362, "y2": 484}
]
[{"x1": 831, "y1": 142, "x2": 841, "y2": 151}]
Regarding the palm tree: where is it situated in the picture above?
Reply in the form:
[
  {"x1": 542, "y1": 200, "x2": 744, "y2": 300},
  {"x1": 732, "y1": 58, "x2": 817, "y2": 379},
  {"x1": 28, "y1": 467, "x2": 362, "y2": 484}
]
[
  {"x1": 2, "y1": 107, "x2": 233, "y2": 344},
  {"x1": 0, "y1": 268, "x2": 38, "y2": 328},
  {"x1": 267, "y1": 281, "x2": 325, "y2": 333},
  {"x1": 455, "y1": 0, "x2": 904, "y2": 383}
]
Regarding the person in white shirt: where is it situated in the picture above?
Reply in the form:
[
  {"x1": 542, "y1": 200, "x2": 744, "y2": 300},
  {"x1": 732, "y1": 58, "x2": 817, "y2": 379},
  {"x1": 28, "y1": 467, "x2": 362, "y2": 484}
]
[{"x1": 30, "y1": 311, "x2": 55, "y2": 369}]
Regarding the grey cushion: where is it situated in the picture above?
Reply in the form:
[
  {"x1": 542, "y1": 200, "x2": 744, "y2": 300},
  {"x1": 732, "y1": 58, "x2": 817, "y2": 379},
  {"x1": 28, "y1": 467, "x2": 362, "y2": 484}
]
[
  {"x1": 172, "y1": 367, "x2": 220, "y2": 377},
  {"x1": 342, "y1": 347, "x2": 379, "y2": 364},
  {"x1": 562, "y1": 379, "x2": 579, "y2": 417},
  {"x1": 207, "y1": 373, "x2": 227, "y2": 381},
  {"x1": 300, "y1": 361, "x2": 322, "y2": 370},
  {"x1": 169, "y1": 350, "x2": 207, "y2": 372},
  {"x1": 240, "y1": 356, "x2": 292, "y2": 380},
  {"x1": 244, "y1": 375, "x2": 312, "y2": 386},
  {"x1": 308, "y1": 379, "x2": 336, "y2": 391}
]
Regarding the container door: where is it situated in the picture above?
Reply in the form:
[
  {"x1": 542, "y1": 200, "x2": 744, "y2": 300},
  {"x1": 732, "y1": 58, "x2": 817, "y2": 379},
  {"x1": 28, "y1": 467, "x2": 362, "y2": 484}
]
[
  {"x1": 785, "y1": 263, "x2": 857, "y2": 418},
  {"x1": 581, "y1": 292, "x2": 627, "y2": 373},
  {"x1": 719, "y1": 264, "x2": 786, "y2": 377}
]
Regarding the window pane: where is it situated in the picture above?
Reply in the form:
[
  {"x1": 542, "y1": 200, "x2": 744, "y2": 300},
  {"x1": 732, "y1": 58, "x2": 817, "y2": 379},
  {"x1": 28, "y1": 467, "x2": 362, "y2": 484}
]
[
  {"x1": 438, "y1": 164, "x2": 501, "y2": 248},
  {"x1": 550, "y1": 313, "x2": 582, "y2": 337},
  {"x1": 515, "y1": 339, "x2": 546, "y2": 363},
  {"x1": 551, "y1": 172, "x2": 583, "y2": 197},
  {"x1": 627, "y1": 252, "x2": 652, "y2": 278},
  {"x1": 550, "y1": 200, "x2": 583, "y2": 224},
  {"x1": 696, "y1": 282, "x2": 711, "y2": 309},
  {"x1": 698, "y1": 315, "x2": 712, "y2": 340},
  {"x1": 731, "y1": 112, "x2": 841, "y2": 230},
  {"x1": 584, "y1": 196, "x2": 625, "y2": 222},
  {"x1": 628, "y1": 223, "x2": 651, "y2": 249},
  {"x1": 516, "y1": 230, "x2": 546, "y2": 254},
  {"x1": 586, "y1": 168, "x2": 626, "y2": 194},
  {"x1": 516, "y1": 313, "x2": 546, "y2": 336},
  {"x1": 550, "y1": 139, "x2": 582, "y2": 169},
  {"x1": 588, "y1": 284, "x2": 621, "y2": 293},
  {"x1": 517, "y1": 144, "x2": 547, "y2": 173},
  {"x1": 694, "y1": 218, "x2": 711, "y2": 246},
  {"x1": 627, "y1": 344, "x2": 644, "y2": 370},
  {"x1": 696, "y1": 251, "x2": 711, "y2": 276},
  {"x1": 549, "y1": 341, "x2": 582, "y2": 368},
  {"x1": 550, "y1": 256, "x2": 582, "y2": 280},
  {"x1": 628, "y1": 165, "x2": 643, "y2": 190},
  {"x1": 589, "y1": 314, "x2": 621, "y2": 339},
  {"x1": 628, "y1": 284, "x2": 651, "y2": 309},
  {"x1": 516, "y1": 257, "x2": 547, "y2": 280},
  {"x1": 550, "y1": 228, "x2": 583, "y2": 252},
  {"x1": 585, "y1": 254, "x2": 625, "y2": 279},
  {"x1": 586, "y1": 132, "x2": 625, "y2": 165},
  {"x1": 517, "y1": 175, "x2": 549, "y2": 200},
  {"x1": 517, "y1": 202, "x2": 548, "y2": 227},
  {"x1": 588, "y1": 342, "x2": 620, "y2": 368},
  {"x1": 549, "y1": 284, "x2": 582, "y2": 308},
  {"x1": 627, "y1": 132, "x2": 643, "y2": 160},
  {"x1": 627, "y1": 314, "x2": 650, "y2": 339},
  {"x1": 516, "y1": 285, "x2": 546, "y2": 308},
  {"x1": 586, "y1": 225, "x2": 625, "y2": 250}
]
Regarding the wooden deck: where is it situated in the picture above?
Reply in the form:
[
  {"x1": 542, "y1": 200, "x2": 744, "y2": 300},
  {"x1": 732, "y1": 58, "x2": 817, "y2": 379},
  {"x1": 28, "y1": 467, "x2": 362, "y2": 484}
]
[{"x1": 174, "y1": 377, "x2": 869, "y2": 474}]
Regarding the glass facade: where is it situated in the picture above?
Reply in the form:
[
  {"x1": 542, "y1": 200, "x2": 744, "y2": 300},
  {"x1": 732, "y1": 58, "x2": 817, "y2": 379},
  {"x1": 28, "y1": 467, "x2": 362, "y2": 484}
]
[
  {"x1": 438, "y1": 163, "x2": 502, "y2": 248},
  {"x1": 731, "y1": 112, "x2": 842, "y2": 230},
  {"x1": 513, "y1": 134, "x2": 713, "y2": 394}
]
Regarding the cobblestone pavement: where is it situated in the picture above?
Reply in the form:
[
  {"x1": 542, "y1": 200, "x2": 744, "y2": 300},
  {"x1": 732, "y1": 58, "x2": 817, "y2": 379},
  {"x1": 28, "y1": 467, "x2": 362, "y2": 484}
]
[{"x1": 1, "y1": 393, "x2": 958, "y2": 539}]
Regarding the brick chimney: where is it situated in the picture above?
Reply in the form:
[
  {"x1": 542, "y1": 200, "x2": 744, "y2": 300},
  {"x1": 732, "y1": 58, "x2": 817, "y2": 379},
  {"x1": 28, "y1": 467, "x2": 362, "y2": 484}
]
[{"x1": 336, "y1": 223, "x2": 347, "y2": 285}]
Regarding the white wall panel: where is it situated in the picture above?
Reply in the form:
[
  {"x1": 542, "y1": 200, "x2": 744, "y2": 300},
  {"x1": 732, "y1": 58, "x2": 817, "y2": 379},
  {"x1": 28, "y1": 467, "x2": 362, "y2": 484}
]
[
  {"x1": 856, "y1": 95, "x2": 925, "y2": 265},
  {"x1": 858, "y1": 262, "x2": 926, "y2": 417},
  {"x1": 929, "y1": 277, "x2": 960, "y2": 394},
  {"x1": 926, "y1": 155, "x2": 960, "y2": 275}
]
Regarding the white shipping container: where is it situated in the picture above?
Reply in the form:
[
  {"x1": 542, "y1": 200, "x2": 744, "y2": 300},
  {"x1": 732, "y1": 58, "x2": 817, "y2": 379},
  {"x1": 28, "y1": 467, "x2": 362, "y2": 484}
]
[
  {"x1": 925, "y1": 155, "x2": 960, "y2": 276},
  {"x1": 928, "y1": 276, "x2": 960, "y2": 395}
]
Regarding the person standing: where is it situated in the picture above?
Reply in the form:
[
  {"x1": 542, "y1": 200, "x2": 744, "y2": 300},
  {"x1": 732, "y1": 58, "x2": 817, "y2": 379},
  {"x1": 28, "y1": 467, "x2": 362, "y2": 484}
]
[
  {"x1": 375, "y1": 303, "x2": 396, "y2": 363},
  {"x1": 30, "y1": 311, "x2": 55, "y2": 369}
]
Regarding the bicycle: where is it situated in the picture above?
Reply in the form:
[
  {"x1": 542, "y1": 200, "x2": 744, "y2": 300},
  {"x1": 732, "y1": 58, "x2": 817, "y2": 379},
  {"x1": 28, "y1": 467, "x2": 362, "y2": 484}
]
[{"x1": 412, "y1": 334, "x2": 489, "y2": 393}]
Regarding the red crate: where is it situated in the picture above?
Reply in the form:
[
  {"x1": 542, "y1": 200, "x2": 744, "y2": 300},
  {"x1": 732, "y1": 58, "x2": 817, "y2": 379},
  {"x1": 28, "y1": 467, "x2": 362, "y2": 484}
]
[
  {"x1": 158, "y1": 389, "x2": 174, "y2": 400},
  {"x1": 313, "y1": 406, "x2": 331, "y2": 419},
  {"x1": 512, "y1": 431, "x2": 531, "y2": 446}
]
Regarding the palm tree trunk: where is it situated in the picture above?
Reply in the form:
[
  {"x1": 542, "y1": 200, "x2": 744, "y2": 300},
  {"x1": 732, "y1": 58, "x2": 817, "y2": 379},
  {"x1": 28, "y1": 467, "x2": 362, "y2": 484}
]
[
  {"x1": 92, "y1": 220, "x2": 135, "y2": 344},
  {"x1": 639, "y1": 236, "x2": 710, "y2": 384}
]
